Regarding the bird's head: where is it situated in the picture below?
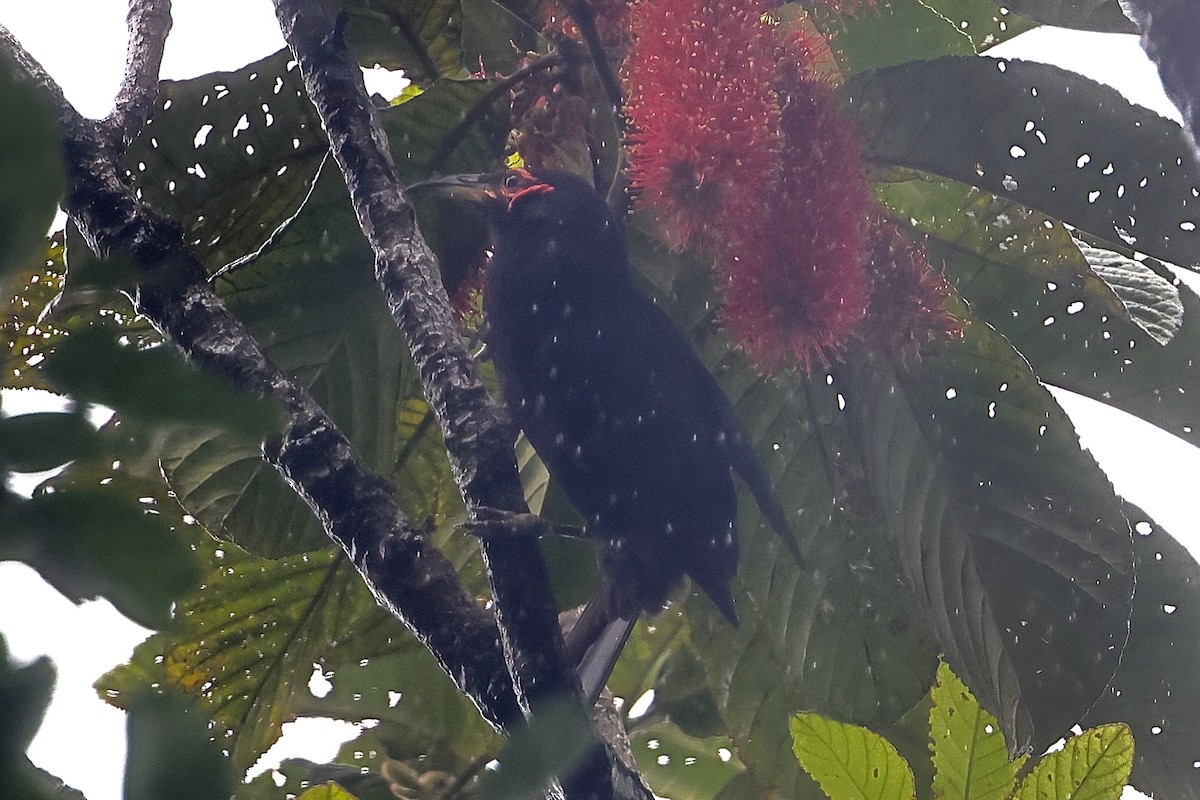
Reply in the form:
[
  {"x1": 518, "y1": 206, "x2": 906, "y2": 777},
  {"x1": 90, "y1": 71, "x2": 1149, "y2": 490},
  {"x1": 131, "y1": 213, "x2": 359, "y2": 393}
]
[{"x1": 409, "y1": 167, "x2": 618, "y2": 245}]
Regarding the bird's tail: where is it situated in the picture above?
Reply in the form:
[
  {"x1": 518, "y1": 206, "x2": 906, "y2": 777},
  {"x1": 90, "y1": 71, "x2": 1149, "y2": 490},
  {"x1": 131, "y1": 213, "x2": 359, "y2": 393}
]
[
  {"x1": 565, "y1": 588, "x2": 637, "y2": 703},
  {"x1": 726, "y1": 420, "x2": 809, "y2": 571}
]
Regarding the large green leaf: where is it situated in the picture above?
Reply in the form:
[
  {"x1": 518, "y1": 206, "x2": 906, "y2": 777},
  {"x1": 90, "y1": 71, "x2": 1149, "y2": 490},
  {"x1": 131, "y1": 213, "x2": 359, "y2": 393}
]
[
  {"x1": 1001, "y1": 0, "x2": 1135, "y2": 32},
  {"x1": 840, "y1": 316, "x2": 1133, "y2": 753},
  {"x1": 121, "y1": 49, "x2": 327, "y2": 276},
  {"x1": 2, "y1": 234, "x2": 67, "y2": 391},
  {"x1": 97, "y1": 540, "x2": 397, "y2": 774},
  {"x1": 814, "y1": 0, "x2": 1035, "y2": 76},
  {"x1": 628, "y1": 230, "x2": 939, "y2": 798},
  {"x1": 878, "y1": 172, "x2": 1200, "y2": 448},
  {"x1": 343, "y1": 0, "x2": 466, "y2": 83},
  {"x1": 1081, "y1": 506, "x2": 1200, "y2": 799},
  {"x1": 629, "y1": 724, "x2": 745, "y2": 799},
  {"x1": 848, "y1": 57, "x2": 1200, "y2": 270}
]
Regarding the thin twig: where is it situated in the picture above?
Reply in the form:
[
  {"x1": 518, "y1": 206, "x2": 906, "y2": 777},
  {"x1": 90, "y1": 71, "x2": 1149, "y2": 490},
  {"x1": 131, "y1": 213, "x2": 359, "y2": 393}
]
[
  {"x1": 104, "y1": 0, "x2": 172, "y2": 148},
  {"x1": 430, "y1": 49, "x2": 563, "y2": 173}
]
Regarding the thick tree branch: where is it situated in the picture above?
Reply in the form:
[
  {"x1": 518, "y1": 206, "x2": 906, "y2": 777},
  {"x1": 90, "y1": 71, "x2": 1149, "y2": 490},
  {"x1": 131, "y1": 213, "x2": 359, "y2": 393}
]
[
  {"x1": 271, "y1": 4, "x2": 624, "y2": 796},
  {"x1": 272, "y1": 0, "x2": 579, "y2": 708},
  {"x1": 104, "y1": 0, "x2": 172, "y2": 148},
  {"x1": 0, "y1": 17, "x2": 524, "y2": 732},
  {"x1": 1125, "y1": 0, "x2": 1200, "y2": 159}
]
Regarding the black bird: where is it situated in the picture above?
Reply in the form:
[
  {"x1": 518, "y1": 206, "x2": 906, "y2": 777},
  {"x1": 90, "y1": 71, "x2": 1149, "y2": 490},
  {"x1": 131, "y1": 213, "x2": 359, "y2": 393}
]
[{"x1": 413, "y1": 167, "x2": 803, "y2": 696}]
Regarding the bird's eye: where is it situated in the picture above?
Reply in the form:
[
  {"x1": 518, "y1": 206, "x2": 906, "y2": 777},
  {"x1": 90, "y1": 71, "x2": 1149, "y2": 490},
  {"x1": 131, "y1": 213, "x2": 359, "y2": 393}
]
[{"x1": 503, "y1": 172, "x2": 524, "y2": 191}]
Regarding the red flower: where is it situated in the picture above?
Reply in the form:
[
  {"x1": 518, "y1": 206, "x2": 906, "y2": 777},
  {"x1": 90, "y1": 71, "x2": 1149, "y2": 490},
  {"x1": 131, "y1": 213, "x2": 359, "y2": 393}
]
[
  {"x1": 623, "y1": 0, "x2": 783, "y2": 249},
  {"x1": 860, "y1": 213, "x2": 963, "y2": 361}
]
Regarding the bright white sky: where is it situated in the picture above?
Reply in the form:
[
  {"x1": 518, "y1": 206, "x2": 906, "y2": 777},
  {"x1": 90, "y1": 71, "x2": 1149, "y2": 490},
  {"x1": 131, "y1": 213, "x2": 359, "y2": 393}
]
[{"x1": 0, "y1": 3, "x2": 1192, "y2": 800}]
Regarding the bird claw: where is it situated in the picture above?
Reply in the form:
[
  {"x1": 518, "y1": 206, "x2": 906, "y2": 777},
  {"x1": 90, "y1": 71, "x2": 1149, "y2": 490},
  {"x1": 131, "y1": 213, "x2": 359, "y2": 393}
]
[{"x1": 460, "y1": 508, "x2": 548, "y2": 540}]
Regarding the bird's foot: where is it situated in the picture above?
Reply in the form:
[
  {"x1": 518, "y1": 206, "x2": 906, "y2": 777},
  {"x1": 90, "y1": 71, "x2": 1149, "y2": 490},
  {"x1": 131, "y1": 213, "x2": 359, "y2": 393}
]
[{"x1": 460, "y1": 507, "x2": 548, "y2": 540}]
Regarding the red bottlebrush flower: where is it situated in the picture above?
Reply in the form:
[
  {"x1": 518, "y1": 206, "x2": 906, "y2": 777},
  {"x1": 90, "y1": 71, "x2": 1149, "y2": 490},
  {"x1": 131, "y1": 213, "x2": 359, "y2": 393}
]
[
  {"x1": 623, "y1": 0, "x2": 783, "y2": 250},
  {"x1": 718, "y1": 69, "x2": 873, "y2": 372},
  {"x1": 860, "y1": 213, "x2": 963, "y2": 361}
]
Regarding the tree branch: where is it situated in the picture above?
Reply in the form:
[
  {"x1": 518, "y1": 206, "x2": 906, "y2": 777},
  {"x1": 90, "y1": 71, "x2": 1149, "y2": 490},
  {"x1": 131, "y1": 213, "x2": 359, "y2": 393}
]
[
  {"x1": 0, "y1": 16, "x2": 524, "y2": 733},
  {"x1": 271, "y1": 4, "x2": 622, "y2": 796},
  {"x1": 104, "y1": 0, "x2": 172, "y2": 148},
  {"x1": 1125, "y1": 0, "x2": 1200, "y2": 159}
]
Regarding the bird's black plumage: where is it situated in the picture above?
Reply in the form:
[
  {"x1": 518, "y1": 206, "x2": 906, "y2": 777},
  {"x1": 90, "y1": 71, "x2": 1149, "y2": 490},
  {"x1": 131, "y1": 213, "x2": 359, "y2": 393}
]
[{"x1": 414, "y1": 167, "x2": 801, "y2": 691}]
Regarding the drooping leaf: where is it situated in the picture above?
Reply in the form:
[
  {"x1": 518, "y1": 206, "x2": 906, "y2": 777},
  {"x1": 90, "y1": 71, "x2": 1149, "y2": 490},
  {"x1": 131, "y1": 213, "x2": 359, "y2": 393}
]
[
  {"x1": 840, "y1": 317, "x2": 1133, "y2": 753},
  {"x1": 0, "y1": 488, "x2": 200, "y2": 629},
  {"x1": 814, "y1": 0, "x2": 1034, "y2": 76},
  {"x1": 877, "y1": 170, "x2": 1200, "y2": 447},
  {"x1": 848, "y1": 57, "x2": 1200, "y2": 269},
  {"x1": 1012, "y1": 724, "x2": 1132, "y2": 800},
  {"x1": 0, "y1": 634, "x2": 61, "y2": 800},
  {"x1": 123, "y1": 691, "x2": 236, "y2": 800},
  {"x1": 41, "y1": 327, "x2": 281, "y2": 437},
  {"x1": 296, "y1": 783, "x2": 359, "y2": 800},
  {"x1": 0, "y1": 63, "x2": 64, "y2": 281},
  {"x1": 0, "y1": 411, "x2": 99, "y2": 473},
  {"x1": 790, "y1": 712, "x2": 916, "y2": 800},
  {"x1": 1082, "y1": 506, "x2": 1200, "y2": 799},
  {"x1": 476, "y1": 699, "x2": 596, "y2": 800},
  {"x1": 1001, "y1": 0, "x2": 1136, "y2": 32},
  {"x1": 929, "y1": 660, "x2": 1022, "y2": 800}
]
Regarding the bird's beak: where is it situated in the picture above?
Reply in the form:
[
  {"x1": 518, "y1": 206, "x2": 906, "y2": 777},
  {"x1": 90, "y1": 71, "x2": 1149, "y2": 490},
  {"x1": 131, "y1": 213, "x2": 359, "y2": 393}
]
[{"x1": 406, "y1": 173, "x2": 499, "y2": 205}]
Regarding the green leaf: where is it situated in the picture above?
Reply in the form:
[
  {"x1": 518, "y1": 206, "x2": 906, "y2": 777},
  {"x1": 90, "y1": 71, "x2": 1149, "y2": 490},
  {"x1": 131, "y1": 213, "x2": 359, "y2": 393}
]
[
  {"x1": 343, "y1": 0, "x2": 466, "y2": 83},
  {"x1": 42, "y1": 328, "x2": 280, "y2": 436},
  {"x1": 1012, "y1": 724, "x2": 1132, "y2": 800},
  {"x1": 96, "y1": 541, "x2": 395, "y2": 773},
  {"x1": 461, "y1": 0, "x2": 544, "y2": 75},
  {"x1": 840, "y1": 320, "x2": 1133, "y2": 753},
  {"x1": 877, "y1": 171, "x2": 1200, "y2": 448},
  {"x1": 630, "y1": 724, "x2": 745, "y2": 799},
  {"x1": 790, "y1": 712, "x2": 916, "y2": 800},
  {"x1": 0, "y1": 412, "x2": 99, "y2": 473},
  {"x1": 1081, "y1": 506, "x2": 1200, "y2": 799},
  {"x1": 1, "y1": 234, "x2": 67, "y2": 391},
  {"x1": 0, "y1": 489, "x2": 201, "y2": 629},
  {"x1": 0, "y1": 63, "x2": 64, "y2": 281},
  {"x1": 1001, "y1": 0, "x2": 1135, "y2": 32},
  {"x1": 296, "y1": 783, "x2": 359, "y2": 800},
  {"x1": 477, "y1": 700, "x2": 596, "y2": 800},
  {"x1": 0, "y1": 635, "x2": 55, "y2": 764},
  {"x1": 120, "y1": 49, "x2": 327, "y2": 276},
  {"x1": 123, "y1": 691, "x2": 236, "y2": 800},
  {"x1": 848, "y1": 57, "x2": 1200, "y2": 269},
  {"x1": 929, "y1": 660, "x2": 1021, "y2": 800},
  {"x1": 1075, "y1": 240, "x2": 1183, "y2": 346},
  {"x1": 816, "y1": 0, "x2": 1034, "y2": 76}
]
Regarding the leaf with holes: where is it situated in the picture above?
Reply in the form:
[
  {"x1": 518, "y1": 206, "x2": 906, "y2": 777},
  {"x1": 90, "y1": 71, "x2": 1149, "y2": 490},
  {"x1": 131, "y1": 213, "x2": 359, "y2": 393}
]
[
  {"x1": 630, "y1": 723, "x2": 745, "y2": 799},
  {"x1": 848, "y1": 57, "x2": 1200, "y2": 269},
  {"x1": 1013, "y1": 724, "x2": 1132, "y2": 800},
  {"x1": 2, "y1": 233, "x2": 67, "y2": 391},
  {"x1": 878, "y1": 171, "x2": 1200, "y2": 449},
  {"x1": 96, "y1": 540, "x2": 393, "y2": 774},
  {"x1": 627, "y1": 229, "x2": 939, "y2": 797},
  {"x1": 930, "y1": 660, "x2": 1024, "y2": 800},
  {"x1": 1082, "y1": 505, "x2": 1200, "y2": 800},
  {"x1": 1001, "y1": 0, "x2": 1135, "y2": 32},
  {"x1": 790, "y1": 712, "x2": 916, "y2": 800},
  {"x1": 343, "y1": 0, "x2": 465, "y2": 83},
  {"x1": 119, "y1": 49, "x2": 327, "y2": 276},
  {"x1": 812, "y1": 0, "x2": 1034, "y2": 76},
  {"x1": 840, "y1": 318, "x2": 1133, "y2": 753}
]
